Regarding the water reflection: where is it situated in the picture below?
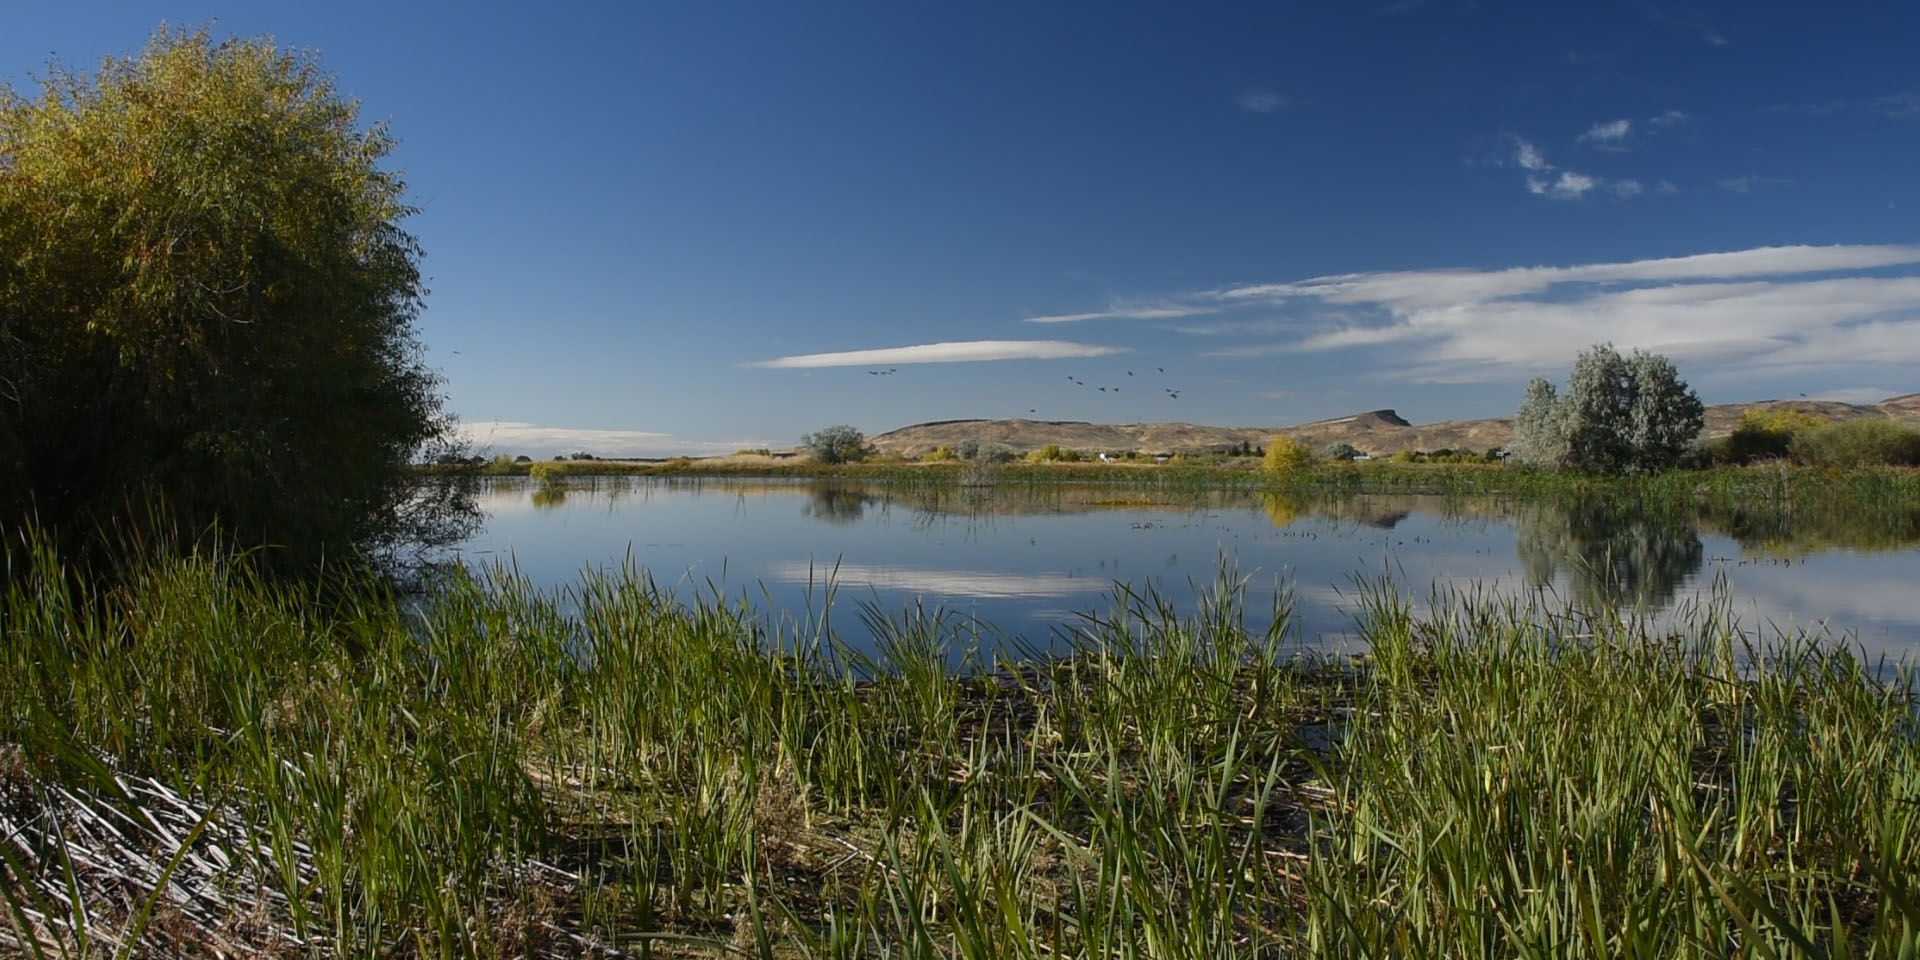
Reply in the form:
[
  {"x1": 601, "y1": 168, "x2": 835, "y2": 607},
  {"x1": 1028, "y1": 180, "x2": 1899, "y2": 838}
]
[
  {"x1": 769, "y1": 561, "x2": 1096, "y2": 599},
  {"x1": 469, "y1": 477, "x2": 1920, "y2": 658},
  {"x1": 1700, "y1": 500, "x2": 1920, "y2": 556},
  {"x1": 1515, "y1": 500, "x2": 1703, "y2": 611},
  {"x1": 804, "y1": 485, "x2": 876, "y2": 525}
]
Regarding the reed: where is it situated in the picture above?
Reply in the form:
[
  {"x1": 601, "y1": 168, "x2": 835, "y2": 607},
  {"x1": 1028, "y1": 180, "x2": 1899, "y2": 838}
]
[{"x1": 2, "y1": 539, "x2": 1915, "y2": 957}]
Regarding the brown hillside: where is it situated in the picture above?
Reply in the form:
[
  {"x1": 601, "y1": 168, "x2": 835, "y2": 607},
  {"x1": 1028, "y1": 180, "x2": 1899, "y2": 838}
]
[{"x1": 868, "y1": 394, "x2": 1920, "y2": 458}]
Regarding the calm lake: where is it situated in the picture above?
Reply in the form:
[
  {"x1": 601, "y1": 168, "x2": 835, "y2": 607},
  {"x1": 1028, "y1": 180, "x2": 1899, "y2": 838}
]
[{"x1": 463, "y1": 477, "x2": 1920, "y2": 661}]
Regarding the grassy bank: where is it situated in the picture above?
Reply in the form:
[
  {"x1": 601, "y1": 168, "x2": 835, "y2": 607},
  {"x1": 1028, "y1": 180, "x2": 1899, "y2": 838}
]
[
  {"x1": 4, "y1": 545, "x2": 1917, "y2": 957},
  {"x1": 455, "y1": 456, "x2": 1920, "y2": 505}
]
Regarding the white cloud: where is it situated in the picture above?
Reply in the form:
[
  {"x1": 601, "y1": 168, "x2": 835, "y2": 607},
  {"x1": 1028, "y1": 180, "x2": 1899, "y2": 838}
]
[
  {"x1": 1656, "y1": 179, "x2": 1681, "y2": 195},
  {"x1": 462, "y1": 421, "x2": 767, "y2": 459},
  {"x1": 1025, "y1": 303, "x2": 1216, "y2": 324},
  {"x1": 1578, "y1": 118, "x2": 1632, "y2": 144},
  {"x1": 1192, "y1": 244, "x2": 1920, "y2": 380},
  {"x1": 1649, "y1": 109, "x2": 1690, "y2": 128},
  {"x1": 1513, "y1": 137, "x2": 1550, "y2": 171},
  {"x1": 1547, "y1": 171, "x2": 1598, "y2": 198},
  {"x1": 753, "y1": 339, "x2": 1126, "y2": 368},
  {"x1": 1237, "y1": 91, "x2": 1286, "y2": 114},
  {"x1": 1506, "y1": 134, "x2": 1637, "y2": 200}
]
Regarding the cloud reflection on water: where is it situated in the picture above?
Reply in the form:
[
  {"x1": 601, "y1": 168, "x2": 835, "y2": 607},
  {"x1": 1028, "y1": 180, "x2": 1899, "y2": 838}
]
[{"x1": 769, "y1": 561, "x2": 1101, "y2": 600}]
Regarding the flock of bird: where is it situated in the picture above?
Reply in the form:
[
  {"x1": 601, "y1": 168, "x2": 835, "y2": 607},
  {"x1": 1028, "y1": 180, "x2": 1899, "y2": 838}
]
[
  {"x1": 1062, "y1": 367, "x2": 1180, "y2": 401},
  {"x1": 863, "y1": 365, "x2": 1185, "y2": 418}
]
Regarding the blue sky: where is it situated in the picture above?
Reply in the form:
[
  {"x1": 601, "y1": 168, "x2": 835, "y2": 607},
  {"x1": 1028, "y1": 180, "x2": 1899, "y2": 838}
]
[{"x1": 7, "y1": 1, "x2": 1918, "y2": 457}]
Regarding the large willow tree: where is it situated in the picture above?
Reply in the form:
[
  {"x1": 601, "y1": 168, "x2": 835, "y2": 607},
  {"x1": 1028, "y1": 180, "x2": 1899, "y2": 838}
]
[{"x1": 0, "y1": 28, "x2": 475, "y2": 574}]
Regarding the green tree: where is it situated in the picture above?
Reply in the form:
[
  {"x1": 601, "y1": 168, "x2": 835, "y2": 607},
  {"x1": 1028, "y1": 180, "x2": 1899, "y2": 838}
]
[
  {"x1": 801, "y1": 424, "x2": 868, "y2": 463},
  {"x1": 0, "y1": 28, "x2": 476, "y2": 574},
  {"x1": 1511, "y1": 344, "x2": 1703, "y2": 473}
]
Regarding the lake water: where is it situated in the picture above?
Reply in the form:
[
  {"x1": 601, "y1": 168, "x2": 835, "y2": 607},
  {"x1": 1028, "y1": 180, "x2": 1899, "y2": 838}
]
[{"x1": 462, "y1": 477, "x2": 1920, "y2": 662}]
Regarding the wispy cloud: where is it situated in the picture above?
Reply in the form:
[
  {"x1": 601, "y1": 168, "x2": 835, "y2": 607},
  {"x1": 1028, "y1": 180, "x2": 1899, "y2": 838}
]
[
  {"x1": 462, "y1": 421, "x2": 767, "y2": 459},
  {"x1": 1236, "y1": 91, "x2": 1287, "y2": 114},
  {"x1": 1508, "y1": 135, "x2": 1634, "y2": 200},
  {"x1": 1648, "y1": 109, "x2": 1690, "y2": 128},
  {"x1": 1718, "y1": 175, "x2": 1790, "y2": 194},
  {"x1": 1578, "y1": 118, "x2": 1632, "y2": 145},
  {"x1": 1024, "y1": 302, "x2": 1216, "y2": 324},
  {"x1": 753, "y1": 340, "x2": 1125, "y2": 368},
  {"x1": 1198, "y1": 244, "x2": 1920, "y2": 381},
  {"x1": 1872, "y1": 93, "x2": 1920, "y2": 118},
  {"x1": 1512, "y1": 136, "x2": 1550, "y2": 171},
  {"x1": 1541, "y1": 171, "x2": 1598, "y2": 198},
  {"x1": 1807, "y1": 387, "x2": 1900, "y2": 405},
  {"x1": 1166, "y1": 317, "x2": 1298, "y2": 337}
]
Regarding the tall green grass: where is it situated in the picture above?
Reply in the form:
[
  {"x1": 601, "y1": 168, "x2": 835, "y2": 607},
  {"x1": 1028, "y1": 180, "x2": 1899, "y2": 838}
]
[{"x1": 2, "y1": 541, "x2": 1916, "y2": 957}]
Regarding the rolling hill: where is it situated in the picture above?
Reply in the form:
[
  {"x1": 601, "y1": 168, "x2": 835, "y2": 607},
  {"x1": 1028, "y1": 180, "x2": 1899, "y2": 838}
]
[{"x1": 866, "y1": 394, "x2": 1920, "y2": 458}]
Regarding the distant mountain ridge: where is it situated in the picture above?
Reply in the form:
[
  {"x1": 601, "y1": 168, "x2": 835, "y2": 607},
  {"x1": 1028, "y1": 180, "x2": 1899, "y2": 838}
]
[{"x1": 867, "y1": 394, "x2": 1920, "y2": 458}]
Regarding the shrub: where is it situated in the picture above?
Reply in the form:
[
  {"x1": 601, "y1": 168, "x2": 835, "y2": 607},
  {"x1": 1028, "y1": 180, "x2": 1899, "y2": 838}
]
[
  {"x1": 1261, "y1": 436, "x2": 1316, "y2": 473},
  {"x1": 980, "y1": 445, "x2": 1016, "y2": 464},
  {"x1": 1391, "y1": 449, "x2": 1419, "y2": 464},
  {"x1": 1028, "y1": 444, "x2": 1082, "y2": 462},
  {"x1": 1321, "y1": 442, "x2": 1361, "y2": 461},
  {"x1": 1723, "y1": 407, "x2": 1828, "y2": 464},
  {"x1": 514, "y1": 455, "x2": 533, "y2": 463},
  {"x1": 801, "y1": 425, "x2": 868, "y2": 464},
  {"x1": 1790, "y1": 419, "x2": 1920, "y2": 467},
  {"x1": 955, "y1": 438, "x2": 981, "y2": 461},
  {"x1": 923, "y1": 446, "x2": 958, "y2": 462}
]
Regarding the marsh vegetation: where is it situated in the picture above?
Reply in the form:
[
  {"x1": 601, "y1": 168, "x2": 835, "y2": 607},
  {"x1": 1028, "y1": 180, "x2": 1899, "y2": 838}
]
[{"x1": 4, "y1": 541, "x2": 1917, "y2": 957}]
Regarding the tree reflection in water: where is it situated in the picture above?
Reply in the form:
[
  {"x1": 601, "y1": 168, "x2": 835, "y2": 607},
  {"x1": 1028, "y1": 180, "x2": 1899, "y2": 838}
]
[
  {"x1": 1516, "y1": 500, "x2": 1704, "y2": 612},
  {"x1": 804, "y1": 483, "x2": 876, "y2": 526}
]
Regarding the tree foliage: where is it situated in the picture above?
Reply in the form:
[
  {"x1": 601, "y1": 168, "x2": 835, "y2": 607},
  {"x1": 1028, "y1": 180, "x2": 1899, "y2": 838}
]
[
  {"x1": 1511, "y1": 377, "x2": 1567, "y2": 468},
  {"x1": 1261, "y1": 436, "x2": 1315, "y2": 474},
  {"x1": 0, "y1": 28, "x2": 476, "y2": 574},
  {"x1": 1723, "y1": 407, "x2": 1828, "y2": 464},
  {"x1": 801, "y1": 424, "x2": 867, "y2": 463},
  {"x1": 1510, "y1": 344, "x2": 1703, "y2": 473}
]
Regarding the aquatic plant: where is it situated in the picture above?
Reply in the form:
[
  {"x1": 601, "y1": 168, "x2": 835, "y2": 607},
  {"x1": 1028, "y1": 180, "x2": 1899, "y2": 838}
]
[{"x1": 3, "y1": 539, "x2": 1914, "y2": 957}]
